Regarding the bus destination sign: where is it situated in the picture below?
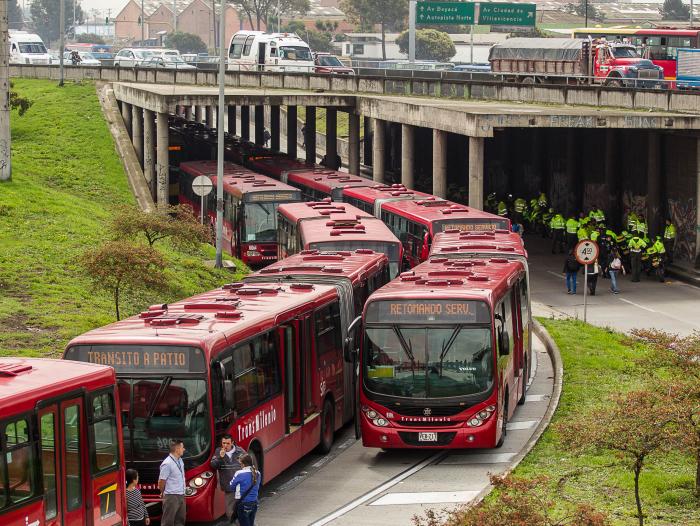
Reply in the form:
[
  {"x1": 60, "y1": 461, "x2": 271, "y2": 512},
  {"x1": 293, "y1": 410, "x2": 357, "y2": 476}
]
[
  {"x1": 366, "y1": 300, "x2": 490, "y2": 324},
  {"x1": 65, "y1": 345, "x2": 206, "y2": 373},
  {"x1": 439, "y1": 221, "x2": 509, "y2": 232},
  {"x1": 247, "y1": 192, "x2": 298, "y2": 203}
]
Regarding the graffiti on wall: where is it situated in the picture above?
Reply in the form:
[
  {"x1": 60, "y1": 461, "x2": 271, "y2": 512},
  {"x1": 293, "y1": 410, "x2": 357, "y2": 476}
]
[
  {"x1": 583, "y1": 183, "x2": 609, "y2": 215},
  {"x1": 549, "y1": 159, "x2": 573, "y2": 215},
  {"x1": 622, "y1": 192, "x2": 647, "y2": 224},
  {"x1": 667, "y1": 198, "x2": 696, "y2": 263}
]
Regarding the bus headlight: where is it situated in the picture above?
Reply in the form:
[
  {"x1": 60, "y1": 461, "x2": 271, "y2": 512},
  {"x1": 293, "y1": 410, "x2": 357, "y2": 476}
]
[
  {"x1": 185, "y1": 487, "x2": 197, "y2": 496},
  {"x1": 374, "y1": 418, "x2": 388, "y2": 427},
  {"x1": 467, "y1": 405, "x2": 496, "y2": 428},
  {"x1": 190, "y1": 477, "x2": 205, "y2": 488},
  {"x1": 366, "y1": 410, "x2": 378, "y2": 419}
]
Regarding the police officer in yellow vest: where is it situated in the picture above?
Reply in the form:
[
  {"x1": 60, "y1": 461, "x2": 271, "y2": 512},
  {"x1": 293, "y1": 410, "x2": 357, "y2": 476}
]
[
  {"x1": 550, "y1": 213, "x2": 566, "y2": 254},
  {"x1": 577, "y1": 223, "x2": 589, "y2": 241},
  {"x1": 663, "y1": 218, "x2": 676, "y2": 263},
  {"x1": 513, "y1": 197, "x2": 527, "y2": 226},
  {"x1": 628, "y1": 235, "x2": 647, "y2": 283},
  {"x1": 497, "y1": 200, "x2": 508, "y2": 218},
  {"x1": 566, "y1": 216, "x2": 579, "y2": 250}
]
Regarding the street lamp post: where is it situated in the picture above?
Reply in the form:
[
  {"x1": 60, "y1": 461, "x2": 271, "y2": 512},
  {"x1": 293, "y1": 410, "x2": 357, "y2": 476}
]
[{"x1": 141, "y1": 0, "x2": 145, "y2": 43}]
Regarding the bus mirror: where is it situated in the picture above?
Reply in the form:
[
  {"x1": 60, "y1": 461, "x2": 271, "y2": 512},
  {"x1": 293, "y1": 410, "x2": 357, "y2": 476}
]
[
  {"x1": 224, "y1": 379, "x2": 235, "y2": 408},
  {"x1": 499, "y1": 331, "x2": 510, "y2": 357},
  {"x1": 344, "y1": 316, "x2": 362, "y2": 362}
]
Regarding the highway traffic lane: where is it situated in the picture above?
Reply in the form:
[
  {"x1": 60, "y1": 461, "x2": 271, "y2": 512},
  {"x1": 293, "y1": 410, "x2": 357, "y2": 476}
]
[
  {"x1": 256, "y1": 336, "x2": 554, "y2": 525},
  {"x1": 527, "y1": 236, "x2": 700, "y2": 335}
]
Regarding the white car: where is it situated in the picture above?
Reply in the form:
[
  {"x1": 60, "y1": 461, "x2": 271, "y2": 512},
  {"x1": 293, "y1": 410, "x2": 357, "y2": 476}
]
[
  {"x1": 64, "y1": 51, "x2": 101, "y2": 66},
  {"x1": 113, "y1": 48, "x2": 155, "y2": 67},
  {"x1": 142, "y1": 55, "x2": 196, "y2": 70}
]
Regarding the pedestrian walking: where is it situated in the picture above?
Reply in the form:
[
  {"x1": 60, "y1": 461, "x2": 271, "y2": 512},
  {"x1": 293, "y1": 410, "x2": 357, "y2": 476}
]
[
  {"x1": 586, "y1": 260, "x2": 600, "y2": 295},
  {"x1": 301, "y1": 124, "x2": 307, "y2": 148},
  {"x1": 126, "y1": 469, "x2": 150, "y2": 526},
  {"x1": 263, "y1": 128, "x2": 271, "y2": 147},
  {"x1": 550, "y1": 212, "x2": 566, "y2": 254},
  {"x1": 229, "y1": 454, "x2": 262, "y2": 526},
  {"x1": 210, "y1": 434, "x2": 247, "y2": 522},
  {"x1": 158, "y1": 440, "x2": 186, "y2": 526},
  {"x1": 608, "y1": 249, "x2": 624, "y2": 294},
  {"x1": 565, "y1": 216, "x2": 579, "y2": 250},
  {"x1": 563, "y1": 250, "x2": 581, "y2": 294},
  {"x1": 627, "y1": 235, "x2": 647, "y2": 283},
  {"x1": 663, "y1": 218, "x2": 676, "y2": 263}
]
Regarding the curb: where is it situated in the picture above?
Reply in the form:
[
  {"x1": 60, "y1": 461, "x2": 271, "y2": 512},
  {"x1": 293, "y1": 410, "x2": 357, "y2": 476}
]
[{"x1": 467, "y1": 319, "x2": 564, "y2": 506}]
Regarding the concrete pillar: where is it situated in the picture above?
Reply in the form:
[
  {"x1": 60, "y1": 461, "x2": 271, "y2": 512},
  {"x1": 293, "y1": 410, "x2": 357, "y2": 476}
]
[
  {"x1": 348, "y1": 113, "x2": 360, "y2": 175},
  {"x1": 432, "y1": 129, "x2": 447, "y2": 198},
  {"x1": 156, "y1": 112, "x2": 170, "y2": 208},
  {"x1": 566, "y1": 132, "x2": 577, "y2": 216},
  {"x1": 255, "y1": 105, "x2": 265, "y2": 146},
  {"x1": 468, "y1": 136, "x2": 485, "y2": 210},
  {"x1": 206, "y1": 105, "x2": 215, "y2": 128},
  {"x1": 326, "y1": 108, "x2": 337, "y2": 166},
  {"x1": 228, "y1": 106, "x2": 236, "y2": 135},
  {"x1": 270, "y1": 105, "x2": 280, "y2": 151},
  {"x1": 194, "y1": 105, "x2": 203, "y2": 124},
  {"x1": 241, "y1": 106, "x2": 250, "y2": 141},
  {"x1": 695, "y1": 136, "x2": 700, "y2": 266},
  {"x1": 401, "y1": 124, "x2": 415, "y2": 189},
  {"x1": 121, "y1": 102, "x2": 132, "y2": 138},
  {"x1": 363, "y1": 116, "x2": 372, "y2": 166},
  {"x1": 372, "y1": 119, "x2": 385, "y2": 183},
  {"x1": 604, "y1": 130, "x2": 618, "y2": 228},
  {"x1": 305, "y1": 106, "x2": 316, "y2": 164},
  {"x1": 131, "y1": 105, "x2": 144, "y2": 166},
  {"x1": 287, "y1": 106, "x2": 298, "y2": 159},
  {"x1": 184, "y1": 105, "x2": 193, "y2": 121},
  {"x1": 647, "y1": 132, "x2": 662, "y2": 237},
  {"x1": 143, "y1": 109, "x2": 156, "y2": 198}
]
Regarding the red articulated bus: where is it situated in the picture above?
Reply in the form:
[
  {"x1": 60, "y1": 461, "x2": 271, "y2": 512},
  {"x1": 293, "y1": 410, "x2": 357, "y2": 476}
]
[
  {"x1": 245, "y1": 156, "x2": 315, "y2": 179},
  {"x1": 277, "y1": 201, "x2": 404, "y2": 278},
  {"x1": 354, "y1": 256, "x2": 530, "y2": 449},
  {"x1": 179, "y1": 160, "x2": 302, "y2": 266},
  {"x1": 342, "y1": 184, "x2": 432, "y2": 217},
  {"x1": 64, "y1": 279, "x2": 360, "y2": 523},
  {"x1": 280, "y1": 168, "x2": 374, "y2": 202},
  {"x1": 380, "y1": 198, "x2": 512, "y2": 267},
  {"x1": 0, "y1": 359, "x2": 126, "y2": 526}
]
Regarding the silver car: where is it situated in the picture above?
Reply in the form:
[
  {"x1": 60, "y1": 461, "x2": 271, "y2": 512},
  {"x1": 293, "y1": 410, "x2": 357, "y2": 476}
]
[
  {"x1": 141, "y1": 55, "x2": 197, "y2": 70},
  {"x1": 113, "y1": 48, "x2": 154, "y2": 67}
]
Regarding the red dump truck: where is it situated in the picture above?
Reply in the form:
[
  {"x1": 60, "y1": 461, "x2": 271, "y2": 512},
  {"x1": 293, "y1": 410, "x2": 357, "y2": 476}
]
[{"x1": 489, "y1": 37, "x2": 664, "y2": 88}]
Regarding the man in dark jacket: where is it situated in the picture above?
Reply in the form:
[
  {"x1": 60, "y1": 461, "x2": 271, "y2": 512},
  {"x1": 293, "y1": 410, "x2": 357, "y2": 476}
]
[
  {"x1": 563, "y1": 250, "x2": 581, "y2": 294},
  {"x1": 210, "y1": 434, "x2": 246, "y2": 521}
]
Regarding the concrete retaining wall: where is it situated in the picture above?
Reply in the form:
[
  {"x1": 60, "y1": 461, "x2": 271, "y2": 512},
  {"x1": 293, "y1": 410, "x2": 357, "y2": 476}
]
[{"x1": 12, "y1": 64, "x2": 700, "y2": 114}]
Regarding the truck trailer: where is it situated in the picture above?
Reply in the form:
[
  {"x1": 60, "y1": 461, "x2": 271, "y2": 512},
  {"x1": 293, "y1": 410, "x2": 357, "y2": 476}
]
[{"x1": 676, "y1": 48, "x2": 700, "y2": 89}]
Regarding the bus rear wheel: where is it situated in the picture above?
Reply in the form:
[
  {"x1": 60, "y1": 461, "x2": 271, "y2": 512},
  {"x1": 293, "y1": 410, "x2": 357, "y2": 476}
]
[
  {"x1": 317, "y1": 398, "x2": 335, "y2": 454},
  {"x1": 248, "y1": 444, "x2": 263, "y2": 484}
]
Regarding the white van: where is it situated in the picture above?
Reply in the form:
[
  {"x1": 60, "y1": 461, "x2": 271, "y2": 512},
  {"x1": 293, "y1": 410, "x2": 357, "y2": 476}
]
[
  {"x1": 9, "y1": 31, "x2": 52, "y2": 65},
  {"x1": 227, "y1": 31, "x2": 314, "y2": 72}
]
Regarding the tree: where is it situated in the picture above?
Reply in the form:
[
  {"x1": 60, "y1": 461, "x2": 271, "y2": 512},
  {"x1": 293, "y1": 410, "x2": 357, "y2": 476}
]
[
  {"x1": 77, "y1": 33, "x2": 106, "y2": 45},
  {"x1": 566, "y1": 0, "x2": 605, "y2": 22},
  {"x1": 281, "y1": 20, "x2": 307, "y2": 35},
  {"x1": 164, "y1": 32, "x2": 208, "y2": 54},
  {"x1": 8, "y1": 0, "x2": 24, "y2": 30},
  {"x1": 304, "y1": 30, "x2": 333, "y2": 53},
  {"x1": 660, "y1": 0, "x2": 690, "y2": 20},
  {"x1": 30, "y1": 0, "x2": 84, "y2": 44},
  {"x1": 559, "y1": 390, "x2": 677, "y2": 526},
  {"x1": 231, "y1": 0, "x2": 311, "y2": 31},
  {"x1": 396, "y1": 29, "x2": 456, "y2": 62},
  {"x1": 10, "y1": 82, "x2": 32, "y2": 116},
  {"x1": 81, "y1": 241, "x2": 167, "y2": 321},
  {"x1": 110, "y1": 204, "x2": 210, "y2": 251},
  {"x1": 341, "y1": 0, "x2": 409, "y2": 60},
  {"x1": 413, "y1": 474, "x2": 610, "y2": 526}
]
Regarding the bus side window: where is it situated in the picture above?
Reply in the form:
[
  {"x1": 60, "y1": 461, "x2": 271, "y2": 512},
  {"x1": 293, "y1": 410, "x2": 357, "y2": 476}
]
[
  {"x1": 520, "y1": 276, "x2": 529, "y2": 322},
  {"x1": 2, "y1": 417, "x2": 37, "y2": 508},
  {"x1": 90, "y1": 391, "x2": 120, "y2": 474},
  {"x1": 243, "y1": 36, "x2": 255, "y2": 56},
  {"x1": 315, "y1": 302, "x2": 342, "y2": 357},
  {"x1": 39, "y1": 411, "x2": 57, "y2": 520}
]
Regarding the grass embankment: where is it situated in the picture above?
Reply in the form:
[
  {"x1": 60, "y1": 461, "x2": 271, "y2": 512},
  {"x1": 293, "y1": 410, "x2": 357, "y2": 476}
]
[
  {"x1": 509, "y1": 319, "x2": 699, "y2": 525},
  {"x1": 0, "y1": 79, "x2": 241, "y2": 357},
  {"x1": 298, "y1": 107, "x2": 364, "y2": 139}
]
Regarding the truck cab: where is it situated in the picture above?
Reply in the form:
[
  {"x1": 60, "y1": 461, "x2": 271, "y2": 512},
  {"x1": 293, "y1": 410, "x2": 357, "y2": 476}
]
[{"x1": 593, "y1": 42, "x2": 664, "y2": 87}]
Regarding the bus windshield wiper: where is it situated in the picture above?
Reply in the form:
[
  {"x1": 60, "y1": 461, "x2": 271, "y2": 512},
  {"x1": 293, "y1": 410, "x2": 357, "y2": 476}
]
[
  {"x1": 392, "y1": 325, "x2": 415, "y2": 363},
  {"x1": 146, "y1": 376, "x2": 173, "y2": 419},
  {"x1": 438, "y1": 327, "x2": 462, "y2": 376},
  {"x1": 256, "y1": 203, "x2": 271, "y2": 215}
]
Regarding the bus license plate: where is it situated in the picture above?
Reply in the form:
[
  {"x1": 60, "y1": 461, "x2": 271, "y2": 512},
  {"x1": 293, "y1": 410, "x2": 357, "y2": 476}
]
[{"x1": 418, "y1": 432, "x2": 437, "y2": 442}]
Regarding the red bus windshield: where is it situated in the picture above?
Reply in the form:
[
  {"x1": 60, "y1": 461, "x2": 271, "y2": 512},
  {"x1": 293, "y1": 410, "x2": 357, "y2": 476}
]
[{"x1": 244, "y1": 201, "x2": 286, "y2": 242}]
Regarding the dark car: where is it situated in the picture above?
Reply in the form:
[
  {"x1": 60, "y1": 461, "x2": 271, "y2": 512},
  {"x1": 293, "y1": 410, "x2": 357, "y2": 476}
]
[{"x1": 313, "y1": 52, "x2": 354, "y2": 75}]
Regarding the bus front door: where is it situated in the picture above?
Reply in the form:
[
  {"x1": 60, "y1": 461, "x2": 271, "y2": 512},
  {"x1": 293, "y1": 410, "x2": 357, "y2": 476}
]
[{"x1": 60, "y1": 398, "x2": 87, "y2": 526}]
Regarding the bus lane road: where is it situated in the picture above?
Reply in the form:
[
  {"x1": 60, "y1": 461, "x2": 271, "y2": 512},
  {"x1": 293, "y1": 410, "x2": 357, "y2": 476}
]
[{"x1": 257, "y1": 334, "x2": 555, "y2": 525}]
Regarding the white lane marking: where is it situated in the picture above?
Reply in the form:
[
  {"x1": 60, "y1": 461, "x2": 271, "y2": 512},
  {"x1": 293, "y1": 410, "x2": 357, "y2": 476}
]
[
  {"x1": 336, "y1": 438, "x2": 355, "y2": 450},
  {"x1": 527, "y1": 343, "x2": 538, "y2": 389},
  {"x1": 312, "y1": 456, "x2": 332, "y2": 469},
  {"x1": 618, "y1": 298, "x2": 657, "y2": 313},
  {"x1": 546, "y1": 271, "x2": 565, "y2": 280},
  {"x1": 310, "y1": 452, "x2": 444, "y2": 526},
  {"x1": 439, "y1": 452, "x2": 516, "y2": 465},
  {"x1": 369, "y1": 491, "x2": 480, "y2": 506},
  {"x1": 506, "y1": 420, "x2": 538, "y2": 431},
  {"x1": 525, "y1": 394, "x2": 549, "y2": 402}
]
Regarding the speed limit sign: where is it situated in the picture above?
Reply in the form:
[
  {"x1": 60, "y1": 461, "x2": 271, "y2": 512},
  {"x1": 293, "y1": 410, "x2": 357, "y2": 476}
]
[{"x1": 575, "y1": 239, "x2": 599, "y2": 265}]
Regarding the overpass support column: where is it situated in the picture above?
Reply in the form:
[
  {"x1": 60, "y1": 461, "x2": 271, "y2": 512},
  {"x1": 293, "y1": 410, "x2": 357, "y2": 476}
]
[
  {"x1": 401, "y1": 124, "x2": 415, "y2": 189},
  {"x1": 227, "y1": 106, "x2": 236, "y2": 135},
  {"x1": 696, "y1": 136, "x2": 700, "y2": 266},
  {"x1": 287, "y1": 106, "x2": 298, "y2": 159},
  {"x1": 131, "y1": 105, "x2": 144, "y2": 166},
  {"x1": 156, "y1": 112, "x2": 169, "y2": 208},
  {"x1": 432, "y1": 129, "x2": 447, "y2": 198},
  {"x1": 270, "y1": 105, "x2": 280, "y2": 151},
  {"x1": 143, "y1": 109, "x2": 155, "y2": 198},
  {"x1": 184, "y1": 105, "x2": 193, "y2": 121},
  {"x1": 647, "y1": 132, "x2": 661, "y2": 236},
  {"x1": 348, "y1": 113, "x2": 360, "y2": 175},
  {"x1": 372, "y1": 119, "x2": 385, "y2": 183},
  {"x1": 363, "y1": 117, "x2": 372, "y2": 166},
  {"x1": 206, "y1": 106, "x2": 215, "y2": 128},
  {"x1": 255, "y1": 105, "x2": 265, "y2": 146},
  {"x1": 121, "y1": 102, "x2": 132, "y2": 138},
  {"x1": 194, "y1": 105, "x2": 203, "y2": 124},
  {"x1": 604, "y1": 130, "x2": 618, "y2": 227},
  {"x1": 469, "y1": 136, "x2": 485, "y2": 210},
  {"x1": 241, "y1": 106, "x2": 250, "y2": 141},
  {"x1": 305, "y1": 106, "x2": 317, "y2": 164},
  {"x1": 326, "y1": 109, "x2": 337, "y2": 167}
]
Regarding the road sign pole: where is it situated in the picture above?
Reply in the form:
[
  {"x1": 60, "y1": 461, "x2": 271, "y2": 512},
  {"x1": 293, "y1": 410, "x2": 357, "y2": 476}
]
[
  {"x1": 215, "y1": 0, "x2": 226, "y2": 268},
  {"x1": 409, "y1": 1, "x2": 416, "y2": 64},
  {"x1": 583, "y1": 264, "x2": 588, "y2": 323},
  {"x1": 200, "y1": 194, "x2": 205, "y2": 225}
]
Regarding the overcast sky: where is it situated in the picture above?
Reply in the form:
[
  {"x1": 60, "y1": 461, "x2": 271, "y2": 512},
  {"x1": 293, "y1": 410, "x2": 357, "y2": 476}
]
[{"x1": 79, "y1": 0, "x2": 131, "y2": 17}]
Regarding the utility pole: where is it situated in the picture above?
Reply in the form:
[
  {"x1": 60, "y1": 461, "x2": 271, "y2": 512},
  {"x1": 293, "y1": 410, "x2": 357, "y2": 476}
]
[
  {"x1": 173, "y1": 0, "x2": 177, "y2": 33},
  {"x1": 59, "y1": 0, "x2": 65, "y2": 87},
  {"x1": 0, "y1": 0, "x2": 11, "y2": 182},
  {"x1": 584, "y1": 0, "x2": 588, "y2": 28},
  {"x1": 691, "y1": 0, "x2": 695, "y2": 26},
  {"x1": 215, "y1": 0, "x2": 226, "y2": 268},
  {"x1": 409, "y1": 0, "x2": 415, "y2": 63},
  {"x1": 73, "y1": 0, "x2": 76, "y2": 36},
  {"x1": 141, "y1": 0, "x2": 145, "y2": 43}
]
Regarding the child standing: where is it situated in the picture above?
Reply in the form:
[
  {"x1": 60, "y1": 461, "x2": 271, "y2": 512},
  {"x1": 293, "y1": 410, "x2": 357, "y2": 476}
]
[{"x1": 126, "y1": 469, "x2": 150, "y2": 526}]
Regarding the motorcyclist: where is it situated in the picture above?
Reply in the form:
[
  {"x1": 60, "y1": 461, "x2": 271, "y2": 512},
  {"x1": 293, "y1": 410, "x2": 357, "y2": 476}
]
[{"x1": 70, "y1": 50, "x2": 82, "y2": 66}]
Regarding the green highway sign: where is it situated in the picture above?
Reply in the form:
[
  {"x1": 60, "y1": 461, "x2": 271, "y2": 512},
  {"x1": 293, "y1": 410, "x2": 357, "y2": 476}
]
[
  {"x1": 415, "y1": 2, "x2": 536, "y2": 27},
  {"x1": 478, "y1": 2, "x2": 536, "y2": 27},
  {"x1": 416, "y1": 1, "x2": 475, "y2": 25}
]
